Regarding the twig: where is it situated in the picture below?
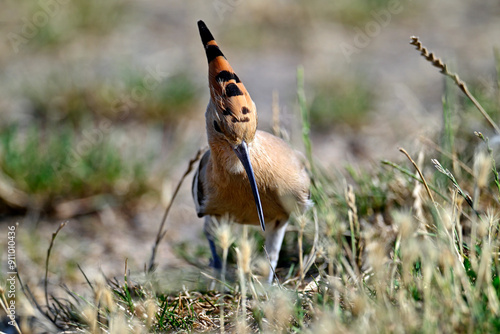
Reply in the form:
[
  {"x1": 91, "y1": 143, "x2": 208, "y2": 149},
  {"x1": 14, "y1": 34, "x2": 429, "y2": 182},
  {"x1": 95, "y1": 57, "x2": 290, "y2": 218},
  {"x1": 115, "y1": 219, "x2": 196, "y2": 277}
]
[
  {"x1": 45, "y1": 222, "x2": 67, "y2": 315},
  {"x1": 147, "y1": 147, "x2": 206, "y2": 273},
  {"x1": 410, "y1": 36, "x2": 500, "y2": 134}
]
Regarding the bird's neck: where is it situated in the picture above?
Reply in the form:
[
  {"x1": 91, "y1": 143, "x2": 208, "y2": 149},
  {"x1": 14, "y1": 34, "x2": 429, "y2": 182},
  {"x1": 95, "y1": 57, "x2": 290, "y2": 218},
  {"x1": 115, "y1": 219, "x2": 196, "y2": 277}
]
[{"x1": 209, "y1": 139, "x2": 246, "y2": 175}]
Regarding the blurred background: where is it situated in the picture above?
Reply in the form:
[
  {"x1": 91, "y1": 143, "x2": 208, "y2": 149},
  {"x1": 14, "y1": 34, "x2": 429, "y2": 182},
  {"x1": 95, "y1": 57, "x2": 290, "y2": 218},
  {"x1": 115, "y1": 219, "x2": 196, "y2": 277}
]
[{"x1": 0, "y1": 0, "x2": 499, "y2": 283}]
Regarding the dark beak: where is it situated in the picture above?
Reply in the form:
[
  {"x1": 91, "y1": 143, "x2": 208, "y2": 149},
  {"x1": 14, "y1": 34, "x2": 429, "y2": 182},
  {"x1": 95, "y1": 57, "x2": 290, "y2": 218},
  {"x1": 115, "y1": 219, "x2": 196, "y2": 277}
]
[{"x1": 234, "y1": 141, "x2": 266, "y2": 231}]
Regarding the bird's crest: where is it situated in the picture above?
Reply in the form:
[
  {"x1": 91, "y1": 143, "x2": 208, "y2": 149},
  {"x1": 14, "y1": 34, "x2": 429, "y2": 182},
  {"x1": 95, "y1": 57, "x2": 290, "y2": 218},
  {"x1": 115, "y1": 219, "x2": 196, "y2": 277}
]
[{"x1": 197, "y1": 20, "x2": 257, "y2": 139}]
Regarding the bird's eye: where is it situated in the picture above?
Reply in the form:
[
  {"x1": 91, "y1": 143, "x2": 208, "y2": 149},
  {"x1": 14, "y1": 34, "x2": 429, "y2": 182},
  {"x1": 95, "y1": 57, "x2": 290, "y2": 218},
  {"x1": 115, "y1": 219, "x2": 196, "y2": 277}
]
[{"x1": 213, "y1": 120, "x2": 223, "y2": 133}]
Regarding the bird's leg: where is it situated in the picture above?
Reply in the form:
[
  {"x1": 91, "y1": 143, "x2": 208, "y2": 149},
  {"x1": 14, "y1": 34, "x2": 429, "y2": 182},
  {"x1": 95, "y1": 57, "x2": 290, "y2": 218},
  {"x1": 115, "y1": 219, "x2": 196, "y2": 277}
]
[
  {"x1": 264, "y1": 220, "x2": 288, "y2": 283},
  {"x1": 204, "y1": 216, "x2": 222, "y2": 270}
]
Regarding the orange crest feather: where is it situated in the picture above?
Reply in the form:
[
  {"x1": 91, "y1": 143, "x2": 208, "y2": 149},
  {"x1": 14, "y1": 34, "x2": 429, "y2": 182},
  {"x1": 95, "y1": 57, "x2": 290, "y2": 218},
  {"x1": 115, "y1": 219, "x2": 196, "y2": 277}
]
[{"x1": 198, "y1": 21, "x2": 256, "y2": 125}]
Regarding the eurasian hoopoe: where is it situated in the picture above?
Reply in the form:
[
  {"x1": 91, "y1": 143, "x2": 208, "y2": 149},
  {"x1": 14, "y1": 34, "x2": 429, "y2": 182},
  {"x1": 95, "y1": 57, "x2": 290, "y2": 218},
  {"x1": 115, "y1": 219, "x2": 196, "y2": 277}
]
[{"x1": 192, "y1": 20, "x2": 311, "y2": 283}]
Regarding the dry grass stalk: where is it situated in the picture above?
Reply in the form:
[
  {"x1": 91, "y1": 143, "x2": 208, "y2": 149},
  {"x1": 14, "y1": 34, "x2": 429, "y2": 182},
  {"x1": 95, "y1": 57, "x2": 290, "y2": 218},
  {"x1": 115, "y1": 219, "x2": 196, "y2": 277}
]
[
  {"x1": 297, "y1": 215, "x2": 307, "y2": 282},
  {"x1": 212, "y1": 217, "x2": 235, "y2": 334},
  {"x1": 235, "y1": 226, "x2": 253, "y2": 332},
  {"x1": 262, "y1": 290, "x2": 293, "y2": 332},
  {"x1": 411, "y1": 151, "x2": 426, "y2": 226},
  {"x1": 238, "y1": 228, "x2": 252, "y2": 276},
  {"x1": 419, "y1": 135, "x2": 474, "y2": 175},
  {"x1": 399, "y1": 148, "x2": 435, "y2": 204},
  {"x1": 148, "y1": 146, "x2": 206, "y2": 272},
  {"x1": 345, "y1": 184, "x2": 362, "y2": 271},
  {"x1": 81, "y1": 305, "x2": 99, "y2": 334},
  {"x1": 0, "y1": 287, "x2": 22, "y2": 334},
  {"x1": 272, "y1": 90, "x2": 281, "y2": 137},
  {"x1": 45, "y1": 221, "x2": 67, "y2": 313},
  {"x1": 213, "y1": 217, "x2": 235, "y2": 284},
  {"x1": 300, "y1": 209, "x2": 319, "y2": 282},
  {"x1": 235, "y1": 246, "x2": 248, "y2": 332},
  {"x1": 410, "y1": 36, "x2": 500, "y2": 134},
  {"x1": 432, "y1": 158, "x2": 476, "y2": 212},
  {"x1": 108, "y1": 311, "x2": 130, "y2": 334}
]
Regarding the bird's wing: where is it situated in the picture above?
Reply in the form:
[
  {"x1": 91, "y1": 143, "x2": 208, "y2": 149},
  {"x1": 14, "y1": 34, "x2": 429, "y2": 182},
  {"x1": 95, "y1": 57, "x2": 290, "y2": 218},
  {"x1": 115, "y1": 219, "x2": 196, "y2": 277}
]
[{"x1": 192, "y1": 149, "x2": 211, "y2": 217}]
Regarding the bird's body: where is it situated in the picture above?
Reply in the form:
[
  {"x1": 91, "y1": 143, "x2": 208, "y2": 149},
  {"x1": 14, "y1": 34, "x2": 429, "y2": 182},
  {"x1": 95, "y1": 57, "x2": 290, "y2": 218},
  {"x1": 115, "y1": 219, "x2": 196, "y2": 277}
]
[
  {"x1": 195, "y1": 127, "x2": 310, "y2": 226},
  {"x1": 192, "y1": 20, "x2": 311, "y2": 282}
]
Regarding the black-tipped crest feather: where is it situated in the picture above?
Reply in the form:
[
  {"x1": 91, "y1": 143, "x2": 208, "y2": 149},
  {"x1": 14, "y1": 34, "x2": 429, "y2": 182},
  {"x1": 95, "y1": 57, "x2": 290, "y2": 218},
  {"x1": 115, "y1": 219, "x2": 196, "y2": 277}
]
[{"x1": 197, "y1": 20, "x2": 214, "y2": 46}]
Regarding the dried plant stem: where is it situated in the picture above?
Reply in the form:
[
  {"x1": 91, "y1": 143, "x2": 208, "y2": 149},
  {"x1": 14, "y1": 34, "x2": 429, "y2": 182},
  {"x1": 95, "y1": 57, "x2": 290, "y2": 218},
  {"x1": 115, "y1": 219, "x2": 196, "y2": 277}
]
[
  {"x1": 272, "y1": 90, "x2": 281, "y2": 137},
  {"x1": 382, "y1": 160, "x2": 448, "y2": 201},
  {"x1": 0, "y1": 290, "x2": 22, "y2": 334},
  {"x1": 148, "y1": 147, "x2": 206, "y2": 273},
  {"x1": 45, "y1": 221, "x2": 67, "y2": 313},
  {"x1": 263, "y1": 247, "x2": 279, "y2": 287},
  {"x1": 346, "y1": 185, "x2": 360, "y2": 269},
  {"x1": 298, "y1": 226, "x2": 304, "y2": 281},
  {"x1": 432, "y1": 158, "x2": 478, "y2": 214},
  {"x1": 235, "y1": 247, "x2": 247, "y2": 332},
  {"x1": 220, "y1": 245, "x2": 229, "y2": 334},
  {"x1": 475, "y1": 131, "x2": 500, "y2": 200},
  {"x1": 219, "y1": 292, "x2": 225, "y2": 334},
  {"x1": 399, "y1": 148, "x2": 435, "y2": 204},
  {"x1": 302, "y1": 209, "x2": 319, "y2": 278},
  {"x1": 221, "y1": 247, "x2": 229, "y2": 289},
  {"x1": 419, "y1": 136, "x2": 473, "y2": 176},
  {"x1": 297, "y1": 66, "x2": 314, "y2": 173},
  {"x1": 410, "y1": 36, "x2": 500, "y2": 134},
  {"x1": 297, "y1": 216, "x2": 308, "y2": 282}
]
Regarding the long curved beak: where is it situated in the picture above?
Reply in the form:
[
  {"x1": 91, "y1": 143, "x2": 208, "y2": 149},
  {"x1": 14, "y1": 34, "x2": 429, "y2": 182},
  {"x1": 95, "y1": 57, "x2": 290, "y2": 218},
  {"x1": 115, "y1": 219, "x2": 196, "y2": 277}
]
[{"x1": 234, "y1": 141, "x2": 266, "y2": 231}]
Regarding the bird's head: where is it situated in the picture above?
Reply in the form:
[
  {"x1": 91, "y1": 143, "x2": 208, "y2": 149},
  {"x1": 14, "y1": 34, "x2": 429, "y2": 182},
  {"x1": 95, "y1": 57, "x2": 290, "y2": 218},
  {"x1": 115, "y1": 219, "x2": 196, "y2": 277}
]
[
  {"x1": 197, "y1": 20, "x2": 258, "y2": 148},
  {"x1": 198, "y1": 20, "x2": 265, "y2": 231}
]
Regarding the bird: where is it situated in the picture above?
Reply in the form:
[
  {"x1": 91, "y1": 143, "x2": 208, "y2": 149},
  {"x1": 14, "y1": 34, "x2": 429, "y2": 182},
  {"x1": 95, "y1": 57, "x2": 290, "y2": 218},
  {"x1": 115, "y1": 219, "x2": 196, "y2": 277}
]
[{"x1": 192, "y1": 20, "x2": 311, "y2": 283}]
